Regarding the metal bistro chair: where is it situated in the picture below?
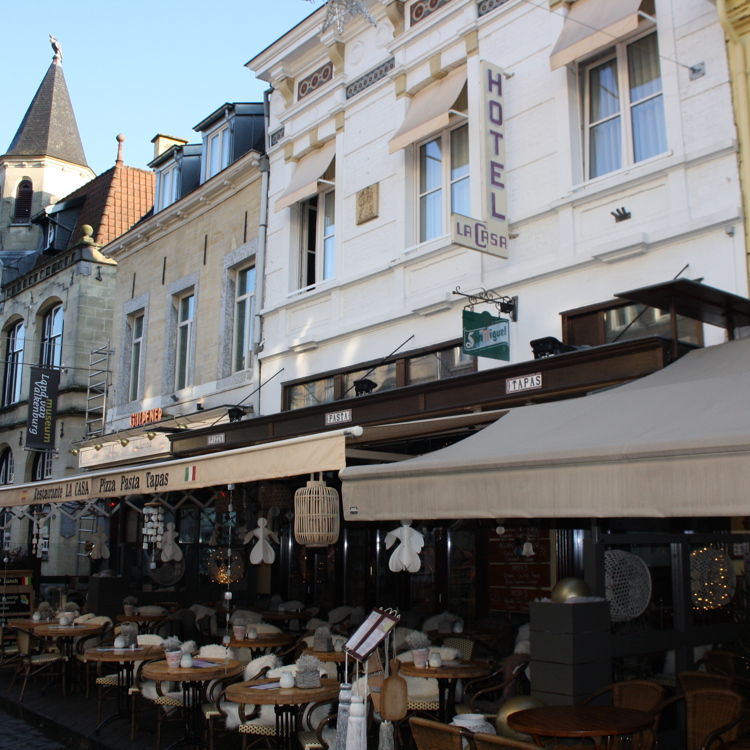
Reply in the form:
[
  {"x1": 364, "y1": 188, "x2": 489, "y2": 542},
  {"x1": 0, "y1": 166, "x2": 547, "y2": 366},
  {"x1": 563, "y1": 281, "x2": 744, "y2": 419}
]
[{"x1": 6, "y1": 627, "x2": 66, "y2": 701}]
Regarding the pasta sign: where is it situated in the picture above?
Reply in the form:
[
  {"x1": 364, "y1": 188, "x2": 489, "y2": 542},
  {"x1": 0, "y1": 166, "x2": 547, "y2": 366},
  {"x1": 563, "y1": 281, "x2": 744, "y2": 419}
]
[{"x1": 451, "y1": 60, "x2": 509, "y2": 258}]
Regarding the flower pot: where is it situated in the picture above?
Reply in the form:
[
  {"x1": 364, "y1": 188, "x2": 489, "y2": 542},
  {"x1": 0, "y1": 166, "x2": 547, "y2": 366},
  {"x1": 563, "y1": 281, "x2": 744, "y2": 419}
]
[
  {"x1": 411, "y1": 648, "x2": 429, "y2": 668},
  {"x1": 165, "y1": 650, "x2": 182, "y2": 669},
  {"x1": 232, "y1": 625, "x2": 246, "y2": 641},
  {"x1": 123, "y1": 604, "x2": 135, "y2": 616}
]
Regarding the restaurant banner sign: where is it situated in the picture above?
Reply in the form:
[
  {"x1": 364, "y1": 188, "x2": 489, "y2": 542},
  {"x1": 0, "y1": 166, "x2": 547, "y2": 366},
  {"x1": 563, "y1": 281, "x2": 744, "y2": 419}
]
[
  {"x1": 451, "y1": 60, "x2": 509, "y2": 258},
  {"x1": 26, "y1": 367, "x2": 59, "y2": 451},
  {"x1": 462, "y1": 309, "x2": 510, "y2": 361}
]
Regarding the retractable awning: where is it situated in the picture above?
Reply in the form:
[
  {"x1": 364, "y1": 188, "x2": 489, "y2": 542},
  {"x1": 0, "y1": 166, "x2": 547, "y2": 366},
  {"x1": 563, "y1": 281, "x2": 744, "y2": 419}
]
[
  {"x1": 1, "y1": 429, "x2": 352, "y2": 508},
  {"x1": 388, "y1": 67, "x2": 467, "y2": 154},
  {"x1": 550, "y1": 0, "x2": 645, "y2": 71},
  {"x1": 341, "y1": 337, "x2": 750, "y2": 521},
  {"x1": 274, "y1": 140, "x2": 336, "y2": 212}
]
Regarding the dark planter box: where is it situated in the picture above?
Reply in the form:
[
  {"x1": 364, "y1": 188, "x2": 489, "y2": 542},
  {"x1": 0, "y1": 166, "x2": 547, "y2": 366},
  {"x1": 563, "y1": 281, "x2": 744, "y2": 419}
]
[
  {"x1": 529, "y1": 600, "x2": 611, "y2": 634},
  {"x1": 530, "y1": 630, "x2": 611, "y2": 665},
  {"x1": 530, "y1": 659, "x2": 611, "y2": 697}
]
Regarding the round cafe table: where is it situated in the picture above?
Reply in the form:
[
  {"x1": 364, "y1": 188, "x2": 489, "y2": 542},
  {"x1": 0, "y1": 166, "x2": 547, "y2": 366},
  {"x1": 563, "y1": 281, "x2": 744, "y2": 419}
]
[
  {"x1": 399, "y1": 660, "x2": 490, "y2": 723},
  {"x1": 116, "y1": 613, "x2": 167, "y2": 633},
  {"x1": 261, "y1": 611, "x2": 313, "y2": 632},
  {"x1": 143, "y1": 657, "x2": 242, "y2": 750},
  {"x1": 85, "y1": 644, "x2": 161, "y2": 736},
  {"x1": 7, "y1": 618, "x2": 56, "y2": 632},
  {"x1": 302, "y1": 649, "x2": 348, "y2": 681},
  {"x1": 226, "y1": 677, "x2": 340, "y2": 750},
  {"x1": 229, "y1": 633, "x2": 294, "y2": 658},
  {"x1": 507, "y1": 705, "x2": 654, "y2": 748}
]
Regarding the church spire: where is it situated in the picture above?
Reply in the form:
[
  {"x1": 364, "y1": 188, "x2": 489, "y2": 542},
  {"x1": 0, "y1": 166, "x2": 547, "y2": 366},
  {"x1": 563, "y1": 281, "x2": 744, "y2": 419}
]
[{"x1": 2, "y1": 37, "x2": 89, "y2": 168}]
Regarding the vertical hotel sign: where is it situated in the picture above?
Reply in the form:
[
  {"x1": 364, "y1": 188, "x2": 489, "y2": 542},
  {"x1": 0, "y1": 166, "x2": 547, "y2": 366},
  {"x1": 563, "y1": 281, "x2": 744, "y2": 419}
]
[
  {"x1": 451, "y1": 61, "x2": 508, "y2": 258},
  {"x1": 26, "y1": 367, "x2": 59, "y2": 451}
]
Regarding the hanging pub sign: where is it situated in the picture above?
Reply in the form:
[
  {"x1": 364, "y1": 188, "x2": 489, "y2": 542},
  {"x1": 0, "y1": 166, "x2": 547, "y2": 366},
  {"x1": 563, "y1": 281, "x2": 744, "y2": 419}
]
[
  {"x1": 463, "y1": 309, "x2": 510, "y2": 361},
  {"x1": 451, "y1": 60, "x2": 509, "y2": 258},
  {"x1": 26, "y1": 367, "x2": 59, "y2": 451}
]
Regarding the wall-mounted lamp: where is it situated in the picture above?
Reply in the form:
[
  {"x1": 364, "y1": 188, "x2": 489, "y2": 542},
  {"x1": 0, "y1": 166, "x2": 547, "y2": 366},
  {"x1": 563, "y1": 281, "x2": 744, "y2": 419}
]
[
  {"x1": 175, "y1": 423, "x2": 188, "y2": 430},
  {"x1": 70, "y1": 448, "x2": 80, "y2": 456},
  {"x1": 227, "y1": 407, "x2": 246, "y2": 423},
  {"x1": 119, "y1": 438, "x2": 130, "y2": 447},
  {"x1": 170, "y1": 394, "x2": 179, "y2": 402},
  {"x1": 94, "y1": 443, "x2": 103, "y2": 451},
  {"x1": 611, "y1": 207, "x2": 631, "y2": 222},
  {"x1": 18, "y1": 431, "x2": 22, "y2": 447},
  {"x1": 146, "y1": 431, "x2": 156, "y2": 441},
  {"x1": 59, "y1": 422, "x2": 64, "y2": 438}
]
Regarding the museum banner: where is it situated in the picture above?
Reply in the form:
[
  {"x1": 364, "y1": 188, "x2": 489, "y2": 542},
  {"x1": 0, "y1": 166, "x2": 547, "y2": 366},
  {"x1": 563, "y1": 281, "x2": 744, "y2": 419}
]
[{"x1": 26, "y1": 367, "x2": 59, "y2": 451}]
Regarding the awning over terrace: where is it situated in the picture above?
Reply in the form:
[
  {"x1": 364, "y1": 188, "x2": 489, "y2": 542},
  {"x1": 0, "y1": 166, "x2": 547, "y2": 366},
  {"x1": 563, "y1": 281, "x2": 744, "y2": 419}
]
[
  {"x1": 0, "y1": 429, "x2": 351, "y2": 508},
  {"x1": 341, "y1": 337, "x2": 750, "y2": 521}
]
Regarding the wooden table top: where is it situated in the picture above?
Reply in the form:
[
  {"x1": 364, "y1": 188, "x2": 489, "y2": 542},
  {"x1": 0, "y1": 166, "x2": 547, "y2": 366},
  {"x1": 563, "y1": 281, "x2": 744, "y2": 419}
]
[
  {"x1": 84, "y1": 644, "x2": 161, "y2": 663},
  {"x1": 399, "y1": 660, "x2": 491, "y2": 680},
  {"x1": 507, "y1": 706, "x2": 654, "y2": 739},
  {"x1": 8, "y1": 618, "x2": 55, "y2": 631},
  {"x1": 229, "y1": 633, "x2": 294, "y2": 649},
  {"x1": 142, "y1": 658, "x2": 242, "y2": 682},
  {"x1": 303, "y1": 649, "x2": 347, "y2": 662},
  {"x1": 226, "y1": 677, "x2": 340, "y2": 706},
  {"x1": 116, "y1": 614, "x2": 167, "y2": 623},
  {"x1": 35, "y1": 622, "x2": 105, "y2": 638},
  {"x1": 261, "y1": 610, "x2": 312, "y2": 621}
]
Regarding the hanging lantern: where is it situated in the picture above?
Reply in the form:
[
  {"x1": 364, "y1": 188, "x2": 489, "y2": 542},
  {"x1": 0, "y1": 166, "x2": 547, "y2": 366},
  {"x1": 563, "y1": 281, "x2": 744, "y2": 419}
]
[{"x1": 294, "y1": 475, "x2": 340, "y2": 547}]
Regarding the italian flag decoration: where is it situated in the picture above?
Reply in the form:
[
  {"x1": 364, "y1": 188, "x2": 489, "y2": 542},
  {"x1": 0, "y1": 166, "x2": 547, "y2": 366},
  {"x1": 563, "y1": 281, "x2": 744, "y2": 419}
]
[{"x1": 184, "y1": 466, "x2": 197, "y2": 482}]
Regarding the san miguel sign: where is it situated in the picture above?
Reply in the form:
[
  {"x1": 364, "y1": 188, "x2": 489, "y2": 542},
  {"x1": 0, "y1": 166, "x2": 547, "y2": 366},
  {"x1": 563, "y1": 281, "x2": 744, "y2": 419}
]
[{"x1": 451, "y1": 61, "x2": 509, "y2": 259}]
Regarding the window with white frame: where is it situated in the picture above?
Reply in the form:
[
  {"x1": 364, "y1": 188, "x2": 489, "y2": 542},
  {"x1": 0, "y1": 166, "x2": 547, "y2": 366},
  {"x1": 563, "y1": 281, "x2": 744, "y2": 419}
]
[
  {"x1": 128, "y1": 313, "x2": 144, "y2": 402},
  {"x1": 299, "y1": 186, "x2": 335, "y2": 289},
  {"x1": 233, "y1": 266, "x2": 255, "y2": 372},
  {"x1": 40, "y1": 304, "x2": 63, "y2": 368},
  {"x1": 418, "y1": 120, "x2": 470, "y2": 243},
  {"x1": 584, "y1": 31, "x2": 666, "y2": 180},
  {"x1": 175, "y1": 293, "x2": 195, "y2": 390},
  {"x1": 3, "y1": 321, "x2": 24, "y2": 406},
  {"x1": 205, "y1": 126, "x2": 232, "y2": 180},
  {"x1": 33, "y1": 451, "x2": 53, "y2": 481},
  {"x1": 0, "y1": 448, "x2": 14, "y2": 485},
  {"x1": 157, "y1": 165, "x2": 179, "y2": 211}
]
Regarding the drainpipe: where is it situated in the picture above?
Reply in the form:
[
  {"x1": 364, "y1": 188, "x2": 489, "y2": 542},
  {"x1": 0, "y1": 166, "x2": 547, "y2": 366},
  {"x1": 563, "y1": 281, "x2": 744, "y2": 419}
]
[
  {"x1": 717, "y1": 0, "x2": 750, "y2": 288},
  {"x1": 250, "y1": 88, "x2": 273, "y2": 418}
]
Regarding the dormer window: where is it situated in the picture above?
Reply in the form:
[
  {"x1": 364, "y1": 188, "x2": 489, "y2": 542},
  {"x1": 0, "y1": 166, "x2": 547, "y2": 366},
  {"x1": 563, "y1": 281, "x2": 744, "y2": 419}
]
[
  {"x1": 157, "y1": 164, "x2": 179, "y2": 211},
  {"x1": 204, "y1": 125, "x2": 232, "y2": 181}
]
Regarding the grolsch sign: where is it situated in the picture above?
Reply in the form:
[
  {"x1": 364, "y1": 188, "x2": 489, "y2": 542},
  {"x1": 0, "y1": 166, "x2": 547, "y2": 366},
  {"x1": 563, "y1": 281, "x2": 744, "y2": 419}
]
[{"x1": 26, "y1": 367, "x2": 59, "y2": 451}]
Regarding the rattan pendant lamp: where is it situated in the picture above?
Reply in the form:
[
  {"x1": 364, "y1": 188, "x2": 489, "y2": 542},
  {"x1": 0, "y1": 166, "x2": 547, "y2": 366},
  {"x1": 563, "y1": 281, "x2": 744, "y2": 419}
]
[{"x1": 294, "y1": 473, "x2": 340, "y2": 547}]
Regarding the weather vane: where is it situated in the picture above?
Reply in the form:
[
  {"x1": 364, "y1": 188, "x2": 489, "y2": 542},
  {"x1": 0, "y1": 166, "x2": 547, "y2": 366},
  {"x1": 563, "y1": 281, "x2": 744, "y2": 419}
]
[
  {"x1": 49, "y1": 35, "x2": 63, "y2": 63},
  {"x1": 304, "y1": 0, "x2": 376, "y2": 35}
]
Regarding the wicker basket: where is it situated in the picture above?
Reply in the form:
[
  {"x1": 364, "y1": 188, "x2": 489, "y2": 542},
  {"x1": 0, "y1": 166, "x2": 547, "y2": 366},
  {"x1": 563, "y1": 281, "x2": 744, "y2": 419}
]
[
  {"x1": 295, "y1": 670, "x2": 321, "y2": 689},
  {"x1": 314, "y1": 632, "x2": 333, "y2": 652}
]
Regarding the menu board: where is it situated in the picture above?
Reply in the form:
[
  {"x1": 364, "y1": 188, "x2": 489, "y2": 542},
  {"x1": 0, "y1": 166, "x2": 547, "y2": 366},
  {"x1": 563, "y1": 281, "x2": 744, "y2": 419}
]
[
  {"x1": 0, "y1": 569, "x2": 33, "y2": 618},
  {"x1": 344, "y1": 608, "x2": 400, "y2": 661}
]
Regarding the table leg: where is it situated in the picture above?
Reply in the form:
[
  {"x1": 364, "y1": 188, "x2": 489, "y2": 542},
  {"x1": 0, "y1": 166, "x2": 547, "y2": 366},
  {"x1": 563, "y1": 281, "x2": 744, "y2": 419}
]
[
  {"x1": 275, "y1": 704, "x2": 299, "y2": 750},
  {"x1": 437, "y1": 678, "x2": 458, "y2": 723},
  {"x1": 92, "y1": 661, "x2": 134, "y2": 736},
  {"x1": 163, "y1": 680, "x2": 210, "y2": 750}
]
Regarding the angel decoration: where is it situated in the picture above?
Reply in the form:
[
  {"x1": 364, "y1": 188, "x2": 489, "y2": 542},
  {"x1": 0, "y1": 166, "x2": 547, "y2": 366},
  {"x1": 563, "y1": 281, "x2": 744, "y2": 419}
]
[
  {"x1": 245, "y1": 518, "x2": 278, "y2": 565},
  {"x1": 384, "y1": 520, "x2": 424, "y2": 573},
  {"x1": 158, "y1": 522, "x2": 183, "y2": 562},
  {"x1": 88, "y1": 528, "x2": 110, "y2": 560}
]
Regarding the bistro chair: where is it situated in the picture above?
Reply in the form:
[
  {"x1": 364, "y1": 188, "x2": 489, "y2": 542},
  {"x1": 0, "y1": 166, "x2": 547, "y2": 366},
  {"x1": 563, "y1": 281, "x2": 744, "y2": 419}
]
[
  {"x1": 652, "y1": 688, "x2": 745, "y2": 750},
  {"x1": 6, "y1": 627, "x2": 66, "y2": 702},
  {"x1": 409, "y1": 716, "x2": 472, "y2": 750},
  {"x1": 472, "y1": 730, "x2": 539, "y2": 750},
  {"x1": 456, "y1": 656, "x2": 530, "y2": 717},
  {"x1": 678, "y1": 671, "x2": 735, "y2": 693},
  {"x1": 0, "y1": 624, "x2": 20, "y2": 668},
  {"x1": 440, "y1": 636, "x2": 477, "y2": 662}
]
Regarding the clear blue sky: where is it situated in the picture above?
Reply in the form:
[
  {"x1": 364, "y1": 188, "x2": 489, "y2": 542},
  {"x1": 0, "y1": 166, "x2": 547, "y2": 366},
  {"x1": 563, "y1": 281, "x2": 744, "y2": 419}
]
[{"x1": 0, "y1": 0, "x2": 318, "y2": 176}]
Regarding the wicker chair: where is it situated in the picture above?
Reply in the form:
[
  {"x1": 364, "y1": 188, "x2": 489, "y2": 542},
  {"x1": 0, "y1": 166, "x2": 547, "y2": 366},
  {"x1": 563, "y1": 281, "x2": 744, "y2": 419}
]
[
  {"x1": 653, "y1": 688, "x2": 745, "y2": 750},
  {"x1": 409, "y1": 716, "x2": 472, "y2": 750},
  {"x1": 678, "y1": 671, "x2": 735, "y2": 693},
  {"x1": 6, "y1": 627, "x2": 66, "y2": 701},
  {"x1": 440, "y1": 636, "x2": 477, "y2": 662},
  {"x1": 472, "y1": 730, "x2": 539, "y2": 750},
  {"x1": 456, "y1": 657, "x2": 530, "y2": 717}
]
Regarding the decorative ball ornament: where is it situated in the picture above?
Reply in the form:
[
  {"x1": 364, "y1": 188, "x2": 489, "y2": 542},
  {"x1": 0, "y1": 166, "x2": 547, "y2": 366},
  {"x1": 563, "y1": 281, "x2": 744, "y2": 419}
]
[
  {"x1": 605, "y1": 550, "x2": 652, "y2": 622},
  {"x1": 495, "y1": 695, "x2": 545, "y2": 740},
  {"x1": 690, "y1": 547, "x2": 735, "y2": 610},
  {"x1": 294, "y1": 478, "x2": 340, "y2": 547},
  {"x1": 551, "y1": 577, "x2": 592, "y2": 602},
  {"x1": 207, "y1": 547, "x2": 245, "y2": 584}
]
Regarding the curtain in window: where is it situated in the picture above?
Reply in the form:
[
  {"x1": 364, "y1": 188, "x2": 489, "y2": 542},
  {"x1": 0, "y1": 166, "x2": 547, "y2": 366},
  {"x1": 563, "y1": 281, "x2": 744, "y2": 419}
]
[
  {"x1": 589, "y1": 59, "x2": 621, "y2": 178},
  {"x1": 628, "y1": 33, "x2": 666, "y2": 163},
  {"x1": 420, "y1": 139, "x2": 443, "y2": 241},
  {"x1": 450, "y1": 125, "x2": 470, "y2": 215}
]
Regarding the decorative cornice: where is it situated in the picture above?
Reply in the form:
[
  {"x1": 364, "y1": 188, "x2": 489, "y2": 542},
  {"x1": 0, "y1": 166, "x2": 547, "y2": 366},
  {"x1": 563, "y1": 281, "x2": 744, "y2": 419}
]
[
  {"x1": 277, "y1": 77, "x2": 296, "y2": 107},
  {"x1": 383, "y1": 0, "x2": 405, "y2": 36},
  {"x1": 326, "y1": 42, "x2": 346, "y2": 75}
]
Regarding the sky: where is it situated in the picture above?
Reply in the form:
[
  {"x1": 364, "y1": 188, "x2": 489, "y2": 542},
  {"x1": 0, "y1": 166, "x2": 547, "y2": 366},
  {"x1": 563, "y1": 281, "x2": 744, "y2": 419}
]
[{"x1": 0, "y1": 0, "x2": 319, "y2": 176}]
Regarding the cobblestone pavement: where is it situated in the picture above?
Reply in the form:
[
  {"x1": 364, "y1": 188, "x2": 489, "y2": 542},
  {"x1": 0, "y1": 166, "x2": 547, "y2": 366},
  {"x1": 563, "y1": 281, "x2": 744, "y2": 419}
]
[{"x1": 0, "y1": 703, "x2": 71, "y2": 749}]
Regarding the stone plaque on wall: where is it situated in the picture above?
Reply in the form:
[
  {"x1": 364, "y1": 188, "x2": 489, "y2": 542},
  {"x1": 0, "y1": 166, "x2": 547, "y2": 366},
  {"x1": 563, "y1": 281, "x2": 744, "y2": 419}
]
[{"x1": 356, "y1": 183, "x2": 379, "y2": 225}]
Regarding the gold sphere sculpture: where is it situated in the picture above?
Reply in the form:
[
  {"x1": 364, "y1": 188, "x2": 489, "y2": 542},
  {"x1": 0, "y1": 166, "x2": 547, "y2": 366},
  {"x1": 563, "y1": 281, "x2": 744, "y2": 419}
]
[
  {"x1": 551, "y1": 577, "x2": 592, "y2": 602},
  {"x1": 495, "y1": 695, "x2": 546, "y2": 740}
]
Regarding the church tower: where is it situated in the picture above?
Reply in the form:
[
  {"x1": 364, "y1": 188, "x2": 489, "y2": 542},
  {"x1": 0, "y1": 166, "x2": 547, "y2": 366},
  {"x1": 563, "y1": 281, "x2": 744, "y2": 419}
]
[{"x1": 0, "y1": 38, "x2": 94, "y2": 260}]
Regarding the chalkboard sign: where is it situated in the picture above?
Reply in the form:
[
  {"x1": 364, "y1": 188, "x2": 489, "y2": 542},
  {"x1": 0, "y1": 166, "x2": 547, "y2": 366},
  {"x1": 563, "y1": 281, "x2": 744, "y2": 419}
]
[{"x1": 0, "y1": 569, "x2": 33, "y2": 619}]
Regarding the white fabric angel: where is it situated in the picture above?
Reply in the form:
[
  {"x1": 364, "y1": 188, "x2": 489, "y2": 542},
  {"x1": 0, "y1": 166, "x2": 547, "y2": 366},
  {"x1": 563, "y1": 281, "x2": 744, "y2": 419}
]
[
  {"x1": 89, "y1": 529, "x2": 110, "y2": 560},
  {"x1": 245, "y1": 518, "x2": 278, "y2": 565},
  {"x1": 385, "y1": 520, "x2": 424, "y2": 573},
  {"x1": 158, "y1": 522, "x2": 183, "y2": 562}
]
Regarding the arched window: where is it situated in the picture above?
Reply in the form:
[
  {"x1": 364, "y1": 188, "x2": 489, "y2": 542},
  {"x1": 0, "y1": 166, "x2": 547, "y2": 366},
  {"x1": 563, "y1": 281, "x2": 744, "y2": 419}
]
[
  {"x1": 40, "y1": 305, "x2": 63, "y2": 368},
  {"x1": 32, "y1": 451, "x2": 52, "y2": 481},
  {"x1": 13, "y1": 181, "x2": 33, "y2": 223},
  {"x1": 3, "y1": 320, "x2": 25, "y2": 406},
  {"x1": 0, "y1": 448, "x2": 14, "y2": 485}
]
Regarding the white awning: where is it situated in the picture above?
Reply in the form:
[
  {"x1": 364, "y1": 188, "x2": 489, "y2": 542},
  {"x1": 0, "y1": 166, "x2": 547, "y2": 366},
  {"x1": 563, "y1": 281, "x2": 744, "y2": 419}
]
[
  {"x1": 274, "y1": 140, "x2": 336, "y2": 212},
  {"x1": 550, "y1": 0, "x2": 644, "y2": 71},
  {"x1": 341, "y1": 338, "x2": 750, "y2": 521},
  {"x1": 0, "y1": 429, "x2": 352, "y2": 508},
  {"x1": 388, "y1": 67, "x2": 467, "y2": 154}
]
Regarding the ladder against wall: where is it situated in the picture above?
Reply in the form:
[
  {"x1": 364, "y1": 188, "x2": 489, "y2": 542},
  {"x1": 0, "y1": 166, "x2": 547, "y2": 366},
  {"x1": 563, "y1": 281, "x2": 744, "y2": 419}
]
[
  {"x1": 76, "y1": 509, "x2": 99, "y2": 576},
  {"x1": 86, "y1": 344, "x2": 112, "y2": 438}
]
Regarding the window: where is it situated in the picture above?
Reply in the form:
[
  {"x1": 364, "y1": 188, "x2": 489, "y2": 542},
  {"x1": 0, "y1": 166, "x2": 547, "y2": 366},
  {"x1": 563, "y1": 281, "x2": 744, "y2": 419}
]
[
  {"x1": 408, "y1": 346, "x2": 473, "y2": 384},
  {"x1": 13, "y1": 181, "x2": 33, "y2": 223},
  {"x1": 40, "y1": 305, "x2": 63, "y2": 368},
  {"x1": 157, "y1": 165, "x2": 179, "y2": 211},
  {"x1": 585, "y1": 32, "x2": 666, "y2": 179},
  {"x1": 418, "y1": 122, "x2": 470, "y2": 242},
  {"x1": 3, "y1": 321, "x2": 24, "y2": 406},
  {"x1": 0, "y1": 449, "x2": 14, "y2": 485},
  {"x1": 299, "y1": 188, "x2": 335, "y2": 289},
  {"x1": 205, "y1": 126, "x2": 232, "y2": 180},
  {"x1": 32, "y1": 451, "x2": 53, "y2": 481},
  {"x1": 129, "y1": 314, "x2": 144, "y2": 402},
  {"x1": 233, "y1": 266, "x2": 255, "y2": 372},
  {"x1": 175, "y1": 294, "x2": 195, "y2": 390}
]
